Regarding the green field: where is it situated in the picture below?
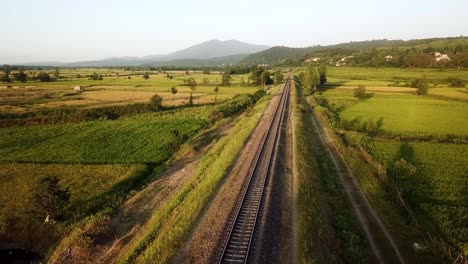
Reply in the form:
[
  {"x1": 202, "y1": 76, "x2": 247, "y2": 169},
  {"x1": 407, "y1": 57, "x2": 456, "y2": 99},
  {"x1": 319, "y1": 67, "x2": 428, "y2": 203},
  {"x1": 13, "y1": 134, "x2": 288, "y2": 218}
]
[
  {"x1": 0, "y1": 67, "x2": 265, "y2": 258},
  {"x1": 0, "y1": 106, "x2": 212, "y2": 163},
  {"x1": 0, "y1": 70, "x2": 259, "y2": 112},
  {"x1": 367, "y1": 141, "x2": 468, "y2": 252},
  {"x1": 327, "y1": 67, "x2": 468, "y2": 87},
  {"x1": 309, "y1": 66, "x2": 468, "y2": 258},
  {"x1": 321, "y1": 87, "x2": 468, "y2": 136}
]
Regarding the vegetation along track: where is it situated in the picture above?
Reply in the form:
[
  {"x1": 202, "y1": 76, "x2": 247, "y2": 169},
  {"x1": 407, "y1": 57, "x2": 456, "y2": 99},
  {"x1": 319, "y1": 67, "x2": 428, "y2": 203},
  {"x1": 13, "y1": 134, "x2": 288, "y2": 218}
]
[{"x1": 218, "y1": 76, "x2": 291, "y2": 263}]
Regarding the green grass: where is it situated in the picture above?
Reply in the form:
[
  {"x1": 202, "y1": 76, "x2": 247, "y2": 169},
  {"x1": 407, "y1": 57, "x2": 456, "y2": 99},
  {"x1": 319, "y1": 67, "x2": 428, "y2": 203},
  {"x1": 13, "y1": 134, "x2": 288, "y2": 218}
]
[
  {"x1": 119, "y1": 94, "x2": 270, "y2": 264},
  {"x1": 327, "y1": 67, "x2": 468, "y2": 87},
  {"x1": 0, "y1": 163, "x2": 147, "y2": 252},
  {"x1": 0, "y1": 106, "x2": 213, "y2": 164},
  {"x1": 292, "y1": 79, "x2": 371, "y2": 263},
  {"x1": 321, "y1": 88, "x2": 468, "y2": 136},
  {"x1": 367, "y1": 141, "x2": 468, "y2": 253}
]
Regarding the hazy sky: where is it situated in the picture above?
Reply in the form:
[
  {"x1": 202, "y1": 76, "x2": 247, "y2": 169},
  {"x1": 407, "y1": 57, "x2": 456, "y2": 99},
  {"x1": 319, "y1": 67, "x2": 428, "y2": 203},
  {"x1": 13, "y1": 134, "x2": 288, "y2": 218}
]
[{"x1": 1, "y1": 0, "x2": 467, "y2": 63}]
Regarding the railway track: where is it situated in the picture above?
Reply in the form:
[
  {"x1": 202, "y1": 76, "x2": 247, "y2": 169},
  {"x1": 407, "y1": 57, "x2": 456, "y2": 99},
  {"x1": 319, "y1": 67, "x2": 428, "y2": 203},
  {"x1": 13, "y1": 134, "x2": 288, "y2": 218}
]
[{"x1": 218, "y1": 76, "x2": 291, "y2": 264}]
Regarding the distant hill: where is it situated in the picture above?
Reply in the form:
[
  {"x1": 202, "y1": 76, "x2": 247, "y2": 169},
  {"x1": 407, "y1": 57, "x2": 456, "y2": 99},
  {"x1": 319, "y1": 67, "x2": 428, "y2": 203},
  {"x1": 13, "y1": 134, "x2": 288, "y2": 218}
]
[
  {"x1": 163, "y1": 39, "x2": 269, "y2": 60},
  {"x1": 242, "y1": 37, "x2": 468, "y2": 68},
  {"x1": 21, "y1": 40, "x2": 269, "y2": 67}
]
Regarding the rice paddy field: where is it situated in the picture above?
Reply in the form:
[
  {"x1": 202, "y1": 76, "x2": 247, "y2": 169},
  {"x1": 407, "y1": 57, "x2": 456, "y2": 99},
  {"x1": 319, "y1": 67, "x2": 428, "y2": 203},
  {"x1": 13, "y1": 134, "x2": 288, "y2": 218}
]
[{"x1": 321, "y1": 88, "x2": 468, "y2": 136}]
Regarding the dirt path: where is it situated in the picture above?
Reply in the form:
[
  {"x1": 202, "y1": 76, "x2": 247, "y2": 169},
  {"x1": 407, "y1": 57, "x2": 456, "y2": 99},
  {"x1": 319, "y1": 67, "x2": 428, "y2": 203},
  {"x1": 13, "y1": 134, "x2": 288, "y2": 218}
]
[
  {"x1": 305, "y1": 97, "x2": 405, "y2": 264},
  {"x1": 65, "y1": 125, "x2": 230, "y2": 264},
  {"x1": 177, "y1": 87, "x2": 286, "y2": 264}
]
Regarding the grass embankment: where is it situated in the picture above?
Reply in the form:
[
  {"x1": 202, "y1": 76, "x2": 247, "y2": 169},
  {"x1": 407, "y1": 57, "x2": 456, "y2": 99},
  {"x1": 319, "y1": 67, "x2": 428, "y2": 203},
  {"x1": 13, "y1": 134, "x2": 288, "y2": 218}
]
[
  {"x1": 292, "y1": 78, "x2": 371, "y2": 263},
  {"x1": 116, "y1": 94, "x2": 270, "y2": 263}
]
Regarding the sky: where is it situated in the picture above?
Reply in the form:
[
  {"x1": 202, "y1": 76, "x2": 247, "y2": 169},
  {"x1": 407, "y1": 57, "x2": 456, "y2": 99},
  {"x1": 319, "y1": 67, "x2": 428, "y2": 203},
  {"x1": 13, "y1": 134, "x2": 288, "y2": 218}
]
[{"x1": 1, "y1": 0, "x2": 467, "y2": 64}]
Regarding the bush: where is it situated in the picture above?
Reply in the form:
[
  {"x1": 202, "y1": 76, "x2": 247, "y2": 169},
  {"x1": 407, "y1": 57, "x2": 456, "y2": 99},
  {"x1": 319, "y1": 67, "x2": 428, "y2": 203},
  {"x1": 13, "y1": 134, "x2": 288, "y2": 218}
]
[
  {"x1": 150, "y1": 94, "x2": 163, "y2": 111},
  {"x1": 252, "y1": 89, "x2": 266, "y2": 101},
  {"x1": 37, "y1": 72, "x2": 52, "y2": 82},
  {"x1": 447, "y1": 77, "x2": 465, "y2": 88},
  {"x1": 411, "y1": 76, "x2": 429, "y2": 95},
  {"x1": 353, "y1": 85, "x2": 366, "y2": 99}
]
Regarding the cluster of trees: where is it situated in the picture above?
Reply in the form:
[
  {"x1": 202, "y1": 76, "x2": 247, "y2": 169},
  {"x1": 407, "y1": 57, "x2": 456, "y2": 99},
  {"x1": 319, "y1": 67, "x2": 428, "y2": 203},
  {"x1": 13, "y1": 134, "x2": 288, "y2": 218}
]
[
  {"x1": 299, "y1": 65, "x2": 327, "y2": 93},
  {"x1": 411, "y1": 76, "x2": 429, "y2": 95}
]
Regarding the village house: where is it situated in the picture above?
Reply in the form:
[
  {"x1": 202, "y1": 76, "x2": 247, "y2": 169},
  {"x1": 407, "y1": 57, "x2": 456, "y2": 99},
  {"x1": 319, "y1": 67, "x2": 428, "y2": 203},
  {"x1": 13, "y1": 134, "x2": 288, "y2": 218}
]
[
  {"x1": 434, "y1": 52, "x2": 451, "y2": 62},
  {"x1": 305, "y1": 57, "x2": 321, "y2": 62},
  {"x1": 73, "y1": 86, "x2": 85, "y2": 92}
]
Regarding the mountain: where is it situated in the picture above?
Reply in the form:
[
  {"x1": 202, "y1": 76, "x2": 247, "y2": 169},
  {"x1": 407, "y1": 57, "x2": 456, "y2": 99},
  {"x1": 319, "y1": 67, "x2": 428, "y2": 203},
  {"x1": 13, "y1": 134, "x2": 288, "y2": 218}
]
[
  {"x1": 20, "y1": 40, "x2": 269, "y2": 67},
  {"x1": 163, "y1": 39, "x2": 269, "y2": 60}
]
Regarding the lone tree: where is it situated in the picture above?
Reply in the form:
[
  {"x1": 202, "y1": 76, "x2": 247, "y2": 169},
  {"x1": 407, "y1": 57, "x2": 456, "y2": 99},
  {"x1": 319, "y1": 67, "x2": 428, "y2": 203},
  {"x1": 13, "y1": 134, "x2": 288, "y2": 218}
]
[
  {"x1": 353, "y1": 85, "x2": 367, "y2": 99},
  {"x1": 303, "y1": 65, "x2": 320, "y2": 93},
  {"x1": 186, "y1": 77, "x2": 197, "y2": 105},
  {"x1": 213, "y1": 86, "x2": 219, "y2": 102},
  {"x1": 274, "y1": 71, "x2": 284, "y2": 85},
  {"x1": 170, "y1": 86, "x2": 178, "y2": 102},
  {"x1": 260, "y1": 70, "x2": 273, "y2": 87},
  {"x1": 53, "y1": 68, "x2": 60, "y2": 79},
  {"x1": 33, "y1": 176, "x2": 70, "y2": 223},
  {"x1": 221, "y1": 72, "x2": 231, "y2": 86},
  {"x1": 411, "y1": 76, "x2": 429, "y2": 95},
  {"x1": 150, "y1": 94, "x2": 163, "y2": 110},
  {"x1": 318, "y1": 65, "x2": 327, "y2": 86},
  {"x1": 143, "y1": 72, "x2": 150, "y2": 80},
  {"x1": 392, "y1": 158, "x2": 416, "y2": 193}
]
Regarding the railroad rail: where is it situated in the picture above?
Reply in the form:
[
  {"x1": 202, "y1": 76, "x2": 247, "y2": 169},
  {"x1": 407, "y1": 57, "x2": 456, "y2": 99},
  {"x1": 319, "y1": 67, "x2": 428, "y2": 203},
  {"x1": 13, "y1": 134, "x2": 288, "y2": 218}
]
[{"x1": 218, "y1": 76, "x2": 291, "y2": 263}]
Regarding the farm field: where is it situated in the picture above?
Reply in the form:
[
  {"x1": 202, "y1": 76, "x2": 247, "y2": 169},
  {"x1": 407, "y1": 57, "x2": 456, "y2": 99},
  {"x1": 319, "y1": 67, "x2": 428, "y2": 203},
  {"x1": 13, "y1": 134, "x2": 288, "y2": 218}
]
[
  {"x1": 367, "y1": 141, "x2": 468, "y2": 253},
  {"x1": 326, "y1": 67, "x2": 468, "y2": 87},
  {"x1": 0, "y1": 67, "x2": 267, "y2": 259},
  {"x1": 0, "y1": 70, "x2": 259, "y2": 112},
  {"x1": 312, "y1": 66, "x2": 468, "y2": 258},
  {"x1": 320, "y1": 88, "x2": 468, "y2": 136}
]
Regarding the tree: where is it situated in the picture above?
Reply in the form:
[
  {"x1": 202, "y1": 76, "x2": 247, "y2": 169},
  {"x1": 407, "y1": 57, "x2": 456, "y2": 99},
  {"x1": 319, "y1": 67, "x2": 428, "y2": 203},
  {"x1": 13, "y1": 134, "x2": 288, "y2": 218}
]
[
  {"x1": 250, "y1": 66, "x2": 265, "y2": 86},
  {"x1": 392, "y1": 158, "x2": 416, "y2": 193},
  {"x1": 274, "y1": 71, "x2": 284, "y2": 85},
  {"x1": 53, "y1": 68, "x2": 60, "y2": 79},
  {"x1": 202, "y1": 69, "x2": 211, "y2": 75},
  {"x1": 353, "y1": 85, "x2": 366, "y2": 99},
  {"x1": 411, "y1": 76, "x2": 429, "y2": 95},
  {"x1": 37, "y1": 72, "x2": 52, "y2": 82},
  {"x1": 170, "y1": 86, "x2": 178, "y2": 102},
  {"x1": 13, "y1": 70, "x2": 28, "y2": 82},
  {"x1": 303, "y1": 65, "x2": 320, "y2": 93},
  {"x1": 143, "y1": 72, "x2": 150, "y2": 80},
  {"x1": 260, "y1": 70, "x2": 273, "y2": 87},
  {"x1": 150, "y1": 94, "x2": 163, "y2": 110},
  {"x1": 33, "y1": 176, "x2": 70, "y2": 222},
  {"x1": 213, "y1": 86, "x2": 219, "y2": 102},
  {"x1": 1, "y1": 64, "x2": 11, "y2": 83},
  {"x1": 221, "y1": 72, "x2": 231, "y2": 86},
  {"x1": 318, "y1": 65, "x2": 327, "y2": 86},
  {"x1": 186, "y1": 77, "x2": 197, "y2": 105}
]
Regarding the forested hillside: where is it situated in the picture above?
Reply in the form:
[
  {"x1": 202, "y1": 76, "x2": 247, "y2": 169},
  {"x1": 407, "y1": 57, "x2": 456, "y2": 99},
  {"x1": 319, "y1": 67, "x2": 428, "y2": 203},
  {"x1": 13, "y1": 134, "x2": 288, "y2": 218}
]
[{"x1": 242, "y1": 37, "x2": 468, "y2": 68}]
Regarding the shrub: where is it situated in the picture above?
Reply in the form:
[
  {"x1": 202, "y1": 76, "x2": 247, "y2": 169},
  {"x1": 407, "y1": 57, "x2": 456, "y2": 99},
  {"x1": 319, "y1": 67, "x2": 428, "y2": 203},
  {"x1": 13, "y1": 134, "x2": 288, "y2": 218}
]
[
  {"x1": 353, "y1": 85, "x2": 366, "y2": 99},
  {"x1": 447, "y1": 77, "x2": 465, "y2": 88},
  {"x1": 411, "y1": 76, "x2": 429, "y2": 95},
  {"x1": 150, "y1": 94, "x2": 163, "y2": 111}
]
